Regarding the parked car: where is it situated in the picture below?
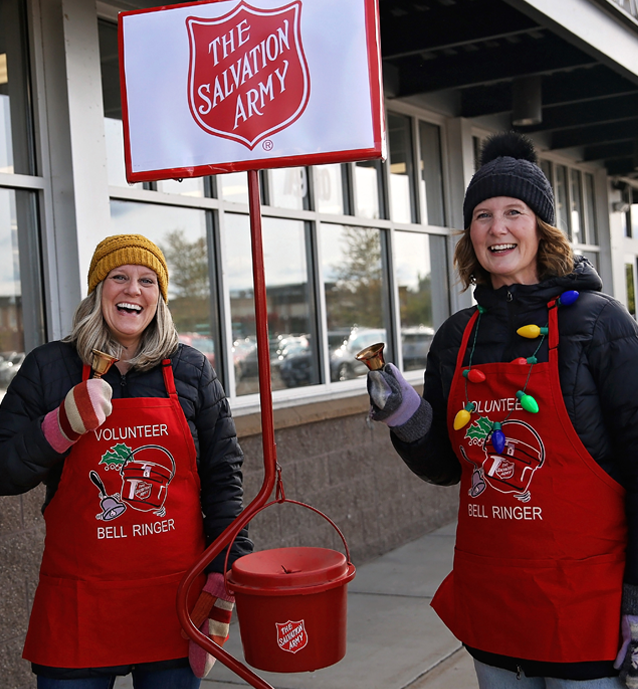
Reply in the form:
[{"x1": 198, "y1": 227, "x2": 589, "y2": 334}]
[
  {"x1": 278, "y1": 336, "x2": 313, "y2": 388},
  {"x1": 329, "y1": 327, "x2": 387, "y2": 382},
  {"x1": 178, "y1": 333, "x2": 215, "y2": 368},
  {"x1": 232, "y1": 336, "x2": 257, "y2": 381},
  {"x1": 401, "y1": 325, "x2": 435, "y2": 370},
  {"x1": 0, "y1": 351, "x2": 25, "y2": 386}
]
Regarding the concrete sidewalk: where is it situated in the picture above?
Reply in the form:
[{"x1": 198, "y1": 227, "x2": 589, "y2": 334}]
[{"x1": 115, "y1": 521, "x2": 477, "y2": 689}]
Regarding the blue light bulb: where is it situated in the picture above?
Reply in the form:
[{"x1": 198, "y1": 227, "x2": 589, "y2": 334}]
[
  {"x1": 491, "y1": 424, "x2": 506, "y2": 454},
  {"x1": 559, "y1": 290, "x2": 579, "y2": 306}
]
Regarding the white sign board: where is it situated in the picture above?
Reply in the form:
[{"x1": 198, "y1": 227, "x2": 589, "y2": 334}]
[{"x1": 119, "y1": 0, "x2": 385, "y2": 182}]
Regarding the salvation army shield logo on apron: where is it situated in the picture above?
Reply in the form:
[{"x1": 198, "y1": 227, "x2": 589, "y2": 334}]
[{"x1": 186, "y1": 0, "x2": 310, "y2": 149}]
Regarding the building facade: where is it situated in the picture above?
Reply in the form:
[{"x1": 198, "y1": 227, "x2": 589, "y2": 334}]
[{"x1": 2, "y1": 0, "x2": 638, "y2": 685}]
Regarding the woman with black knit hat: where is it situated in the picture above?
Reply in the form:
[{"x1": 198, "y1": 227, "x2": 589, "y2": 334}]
[
  {"x1": 367, "y1": 133, "x2": 638, "y2": 688},
  {"x1": 0, "y1": 234, "x2": 252, "y2": 688}
]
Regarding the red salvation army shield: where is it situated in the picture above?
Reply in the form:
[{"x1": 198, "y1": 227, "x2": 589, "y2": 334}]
[
  {"x1": 275, "y1": 619, "x2": 308, "y2": 654},
  {"x1": 186, "y1": 1, "x2": 310, "y2": 150}
]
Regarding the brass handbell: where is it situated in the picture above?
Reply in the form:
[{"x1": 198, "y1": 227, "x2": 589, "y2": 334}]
[
  {"x1": 91, "y1": 349, "x2": 119, "y2": 379},
  {"x1": 355, "y1": 342, "x2": 386, "y2": 371}
]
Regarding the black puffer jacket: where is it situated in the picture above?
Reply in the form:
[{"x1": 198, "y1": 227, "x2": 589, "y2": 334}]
[
  {"x1": 0, "y1": 340, "x2": 252, "y2": 570},
  {"x1": 392, "y1": 257, "x2": 638, "y2": 678},
  {"x1": 394, "y1": 257, "x2": 638, "y2": 580}
]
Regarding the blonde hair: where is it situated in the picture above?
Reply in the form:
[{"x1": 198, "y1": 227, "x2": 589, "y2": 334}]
[
  {"x1": 64, "y1": 282, "x2": 179, "y2": 372},
  {"x1": 453, "y1": 218, "x2": 574, "y2": 290}
]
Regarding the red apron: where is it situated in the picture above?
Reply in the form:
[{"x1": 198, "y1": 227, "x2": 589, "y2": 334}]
[
  {"x1": 431, "y1": 300, "x2": 627, "y2": 663},
  {"x1": 23, "y1": 361, "x2": 206, "y2": 668}
]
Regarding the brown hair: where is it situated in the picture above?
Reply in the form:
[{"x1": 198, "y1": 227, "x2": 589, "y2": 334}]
[{"x1": 453, "y1": 218, "x2": 574, "y2": 290}]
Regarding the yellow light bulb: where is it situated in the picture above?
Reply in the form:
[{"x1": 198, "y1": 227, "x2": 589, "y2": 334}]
[
  {"x1": 453, "y1": 408, "x2": 472, "y2": 430},
  {"x1": 517, "y1": 324, "x2": 541, "y2": 339}
]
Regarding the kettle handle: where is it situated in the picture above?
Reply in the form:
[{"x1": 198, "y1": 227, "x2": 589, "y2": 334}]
[{"x1": 222, "y1": 496, "x2": 353, "y2": 598}]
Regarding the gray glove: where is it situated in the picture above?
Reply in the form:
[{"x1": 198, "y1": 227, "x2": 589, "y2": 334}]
[
  {"x1": 616, "y1": 584, "x2": 638, "y2": 688},
  {"x1": 367, "y1": 363, "x2": 432, "y2": 443}
]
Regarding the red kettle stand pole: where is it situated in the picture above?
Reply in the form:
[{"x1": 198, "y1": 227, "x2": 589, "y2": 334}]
[{"x1": 176, "y1": 169, "x2": 278, "y2": 689}]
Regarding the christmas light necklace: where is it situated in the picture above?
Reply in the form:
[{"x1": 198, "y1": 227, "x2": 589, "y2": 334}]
[{"x1": 453, "y1": 289, "x2": 580, "y2": 454}]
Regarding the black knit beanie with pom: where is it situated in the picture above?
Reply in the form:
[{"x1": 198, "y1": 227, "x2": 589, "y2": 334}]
[{"x1": 463, "y1": 132, "x2": 555, "y2": 229}]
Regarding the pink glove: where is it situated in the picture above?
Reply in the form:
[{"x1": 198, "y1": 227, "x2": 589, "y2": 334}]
[
  {"x1": 187, "y1": 572, "x2": 235, "y2": 679},
  {"x1": 42, "y1": 379, "x2": 113, "y2": 453}
]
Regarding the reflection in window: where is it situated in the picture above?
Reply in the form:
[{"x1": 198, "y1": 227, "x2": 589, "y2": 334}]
[
  {"x1": 314, "y1": 164, "x2": 344, "y2": 215},
  {"x1": 555, "y1": 164, "x2": 570, "y2": 239},
  {"x1": 0, "y1": 188, "x2": 25, "y2": 388},
  {"x1": 268, "y1": 167, "x2": 309, "y2": 210},
  {"x1": 584, "y1": 173, "x2": 597, "y2": 245},
  {"x1": 223, "y1": 214, "x2": 318, "y2": 396},
  {"x1": 419, "y1": 121, "x2": 445, "y2": 227},
  {"x1": 394, "y1": 232, "x2": 449, "y2": 371},
  {"x1": 355, "y1": 160, "x2": 382, "y2": 219},
  {"x1": 570, "y1": 169, "x2": 583, "y2": 244},
  {"x1": 626, "y1": 263, "x2": 636, "y2": 318},
  {"x1": 157, "y1": 178, "x2": 205, "y2": 197},
  {"x1": 320, "y1": 224, "x2": 390, "y2": 382},
  {"x1": 218, "y1": 172, "x2": 249, "y2": 204},
  {"x1": 388, "y1": 113, "x2": 415, "y2": 224},
  {"x1": 0, "y1": 0, "x2": 35, "y2": 175},
  {"x1": 108, "y1": 201, "x2": 218, "y2": 369}
]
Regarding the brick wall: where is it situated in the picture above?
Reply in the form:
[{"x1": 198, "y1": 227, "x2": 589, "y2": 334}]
[
  {"x1": 0, "y1": 407, "x2": 459, "y2": 688},
  {"x1": 0, "y1": 489, "x2": 46, "y2": 689},
  {"x1": 238, "y1": 410, "x2": 459, "y2": 564}
]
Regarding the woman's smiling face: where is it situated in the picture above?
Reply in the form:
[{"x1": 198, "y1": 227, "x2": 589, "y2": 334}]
[
  {"x1": 101, "y1": 264, "x2": 160, "y2": 352},
  {"x1": 469, "y1": 196, "x2": 540, "y2": 289}
]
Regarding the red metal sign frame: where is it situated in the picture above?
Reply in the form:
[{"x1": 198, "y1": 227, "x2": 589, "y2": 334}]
[{"x1": 118, "y1": 0, "x2": 385, "y2": 183}]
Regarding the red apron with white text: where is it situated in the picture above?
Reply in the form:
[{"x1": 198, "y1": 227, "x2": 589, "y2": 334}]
[
  {"x1": 431, "y1": 300, "x2": 627, "y2": 662},
  {"x1": 23, "y1": 360, "x2": 206, "y2": 668}
]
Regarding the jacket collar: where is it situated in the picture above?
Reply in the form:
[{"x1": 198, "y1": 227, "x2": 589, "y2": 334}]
[{"x1": 473, "y1": 256, "x2": 602, "y2": 310}]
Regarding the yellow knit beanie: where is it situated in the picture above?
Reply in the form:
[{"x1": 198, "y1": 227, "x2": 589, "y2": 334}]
[{"x1": 88, "y1": 234, "x2": 169, "y2": 302}]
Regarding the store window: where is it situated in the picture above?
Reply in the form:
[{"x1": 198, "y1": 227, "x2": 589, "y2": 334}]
[
  {"x1": 0, "y1": 0, "x2": 34, "y2": 176},
  {"x1": 0, "y1": 0, "x2": 44, "y2": 366},
  {"x1": 418, "y1": 121, "x2": 445, "y2": 227},
  {"x1": 626, "y1": 262, "x2": 636, "y2": 318},
  {"x1": 223, "y1": 213, "x2": 318, "y2": 395},
  {"x1": 388, "y1": 112, "x2": 416, "y2": 224},
  {"x1": 354, "y1": 160, "x2": 383, "y2": 220},
  {"x1": 268, "y1": 167, "x2": 309, "y2": 210},
  {"x1": 218, "y1": 172, "x2": 249, "y2": 204},
  {"x1": 394, "y1": 231, "x2": 448, "y2": 371},
  {"x1": 569, "y1": 169, "x2": 583, "y2": 244},
  {"x1": 542, "y1": 160, "x2": 598, "y2": 261},
  {"x1": 583, "y1": 173, "x2": 597, "y2": 245},
  {"x1": 320, "y1": 224, "x2": 390, "y2": 382},
  {"x1": 555, "y1": 164, "x2": 570, "y2": 238},
  {"x1": 314, "y1": 164, "x2": 344, "y2": 215}
]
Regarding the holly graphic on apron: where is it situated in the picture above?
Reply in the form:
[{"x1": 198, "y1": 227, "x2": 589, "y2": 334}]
[{"x1": 23, "y1": 361, "x2": 206, "y2": 669}]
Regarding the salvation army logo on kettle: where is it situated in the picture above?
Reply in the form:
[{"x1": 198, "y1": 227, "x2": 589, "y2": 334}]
[{"x1": 186, "y1": 0, "x2": 310, "y2": 149}]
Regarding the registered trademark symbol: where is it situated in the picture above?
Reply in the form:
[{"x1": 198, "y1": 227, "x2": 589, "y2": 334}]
[{"x1": 263, "y1": 140, "x2": 274, "y2": 151}]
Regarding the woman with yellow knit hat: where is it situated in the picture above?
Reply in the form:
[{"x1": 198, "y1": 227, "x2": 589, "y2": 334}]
[{"x1": 0, "y1": 234, "x2": 251, "y2": 688}]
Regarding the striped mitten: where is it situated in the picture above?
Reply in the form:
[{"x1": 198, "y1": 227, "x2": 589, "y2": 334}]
[
  {"x1": 188, "y1": 572, "x2": 235, "y2": 678},
  {"x1": 42, "y1": 379, "x2": 113, "y2": 453}
]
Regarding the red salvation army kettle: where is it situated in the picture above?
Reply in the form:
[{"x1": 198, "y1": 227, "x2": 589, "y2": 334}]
[{"x1": 224, "y1": 498, "x2": 356, "y2": 673}]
